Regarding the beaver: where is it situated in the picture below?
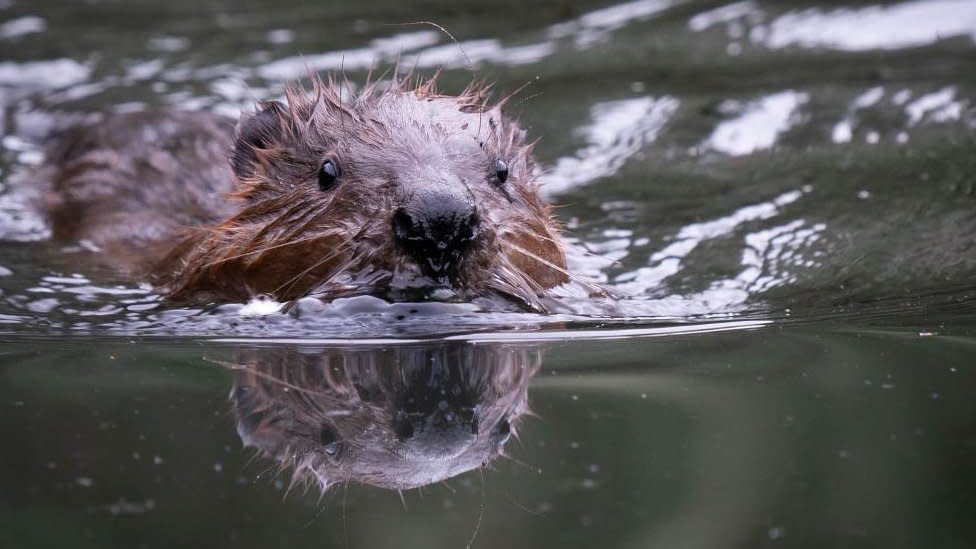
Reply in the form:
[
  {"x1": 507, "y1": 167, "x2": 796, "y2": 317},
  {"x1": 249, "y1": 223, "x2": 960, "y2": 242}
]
[
  {"x1": 36, "y1": 76, "x2": 570, "y2": 311},
  {"x1": 226, "y1": 342, "x2": 539, "y2": 491}
]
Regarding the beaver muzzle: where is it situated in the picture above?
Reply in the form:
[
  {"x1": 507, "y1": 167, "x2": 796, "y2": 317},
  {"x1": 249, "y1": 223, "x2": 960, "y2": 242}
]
[{"x1": 392, "y1": 189, "x2": 481, "y2": 281}]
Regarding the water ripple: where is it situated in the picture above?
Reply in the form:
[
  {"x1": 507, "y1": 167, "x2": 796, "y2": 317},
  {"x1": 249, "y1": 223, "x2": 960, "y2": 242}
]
[
  {"x1": 701, "y1": 91, "x2": 808, "y2": 156},
  {"x1": 761, "y1": 0, "x2": 976, "y2": 51},
  {"x1": 543, "y1": 95, "x2": 679, "y2": 195}
]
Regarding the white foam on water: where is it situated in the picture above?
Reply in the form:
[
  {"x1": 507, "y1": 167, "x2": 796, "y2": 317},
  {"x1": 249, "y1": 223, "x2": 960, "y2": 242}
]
[
  {"x1": 0, "y1": 15, "x2": 45, "y2": 39},
  {"x1": 688, "y1": 1, "x2": 758, "y2": 32},
  {"x1": 542, "y1": 96, "x2": 679, "y2": 195},
  {"x1": 239, "y1": 296, "x2": 286, "y2": 317},
  {"x1": 567, "y1": 0, "x2": 681, "y2": 46},
  {"x1": 760, "y1": 0, "x2": 976, "y2": 51},
  {"x1": 702, "y1": 90, "x2": 808, "y2": 156},
  {"x1": 615, "y1": 189, "x2": 807, "y2": 297},
  {"x1": 831, "y1": 86, "x2": 885, "y2": 144},
  {"x1": 905, "y1": 86, "x2": 964, "y2": 126},
  {"x1": 0, "y1": 59, "x2": 90, "y2": 88}
]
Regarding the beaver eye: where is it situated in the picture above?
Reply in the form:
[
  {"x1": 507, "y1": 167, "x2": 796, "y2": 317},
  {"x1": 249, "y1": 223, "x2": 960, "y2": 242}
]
[
  {"x1": 320, "y1": 424, "x2": 342, "y2": 457},
  {"x1": 318, "y1": 160, "x2": 340, "y2": 192},
  {"x1": 492, "y1": 159, "x2": 509, "y2": 185}
]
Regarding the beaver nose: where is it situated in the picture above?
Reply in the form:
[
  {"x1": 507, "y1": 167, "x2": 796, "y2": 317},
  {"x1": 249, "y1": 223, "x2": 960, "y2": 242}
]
[
  {"x1": 392, "y1": 192, "x2": 480, "y2": 279},
  {"x1": 393, "y1": 405, "x2": 477, "y2": 459}
]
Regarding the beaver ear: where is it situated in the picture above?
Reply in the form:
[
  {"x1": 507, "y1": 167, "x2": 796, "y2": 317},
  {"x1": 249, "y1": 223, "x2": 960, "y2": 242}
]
[{"x1": 231, "y1": 101, "x2": 289, "y2": 180}]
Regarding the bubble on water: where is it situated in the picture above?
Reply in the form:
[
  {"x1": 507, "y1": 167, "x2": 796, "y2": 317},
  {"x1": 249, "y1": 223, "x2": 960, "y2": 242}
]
[
  {"x1": 26, "y1": 298, "x2": 59, "y2": 313},
  {"x1": 266, "y1": 29, "x2": 294, "y2": 45},
  {"x1": 238, "y1": 296, "x2": 285, "y2": 317},
  {"x1": 688, "y1": 1, "x2": 757, "y2": 32},
  {"x1": 147, "y1": 35, "x2": 188, "y2": 52}
]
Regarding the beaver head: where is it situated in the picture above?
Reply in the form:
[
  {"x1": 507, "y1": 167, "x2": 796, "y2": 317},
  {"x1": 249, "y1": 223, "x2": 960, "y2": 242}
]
[{"x1": 160, "y1": 76, "x2": 568, "y2": 310}]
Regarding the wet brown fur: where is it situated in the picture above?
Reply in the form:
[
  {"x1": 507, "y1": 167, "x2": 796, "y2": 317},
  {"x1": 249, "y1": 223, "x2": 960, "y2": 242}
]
[{"x1": 39, "y1": 74, "x2": 569, "y2": 310}]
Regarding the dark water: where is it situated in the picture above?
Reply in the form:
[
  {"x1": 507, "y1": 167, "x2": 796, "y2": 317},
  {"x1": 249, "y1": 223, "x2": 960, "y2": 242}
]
[{"x1": 1, "y1": 0, "x2": 975, "y2": 547}]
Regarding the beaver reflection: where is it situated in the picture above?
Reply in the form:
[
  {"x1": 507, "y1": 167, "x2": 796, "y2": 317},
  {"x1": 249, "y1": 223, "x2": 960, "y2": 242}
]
[{"x1": 229, "y1": 342, "x2": 539, "y2": 491}]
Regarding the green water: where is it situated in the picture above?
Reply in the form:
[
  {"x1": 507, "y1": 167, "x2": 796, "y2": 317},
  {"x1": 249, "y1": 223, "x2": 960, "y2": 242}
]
[
  {"x1": 2, "y1": 327, "x2": 974, "y2": 548},
  {"x1": 1, "y1": 0, "x2": 975, "y2": 547}
]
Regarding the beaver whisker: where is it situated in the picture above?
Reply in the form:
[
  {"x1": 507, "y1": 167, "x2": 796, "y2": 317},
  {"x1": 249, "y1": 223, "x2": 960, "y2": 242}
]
[
  {"x1": 489, "y1": 261, "x2": 545, "y2": 312},
  {"x1": 196, "y1": 231, "x2": 335, "y2": 270},
  {"x1": 219, "y1": 362, "x2": 332, "y2": 397},
  {"x1": 286, "y1": 464, "x2": 314, "y2": 498},
  {"x1": 302, "y1": 254, "x2": 371, "y2": 299},
  {"x1": 505, "y1": 232, "x2": 606, "y2": 293},
  {"x1": 321, "y1": 360, "x2": 355, "y2": 396},
  {"x1": 251, "y1": 208, "x2": 323, "y2": 247},
  {"x1": 489, "y1": 278, "x2": 541, "y2": 312},
  {"x1": 248, "y1": 198, "x2": 322, "y2": 240},
  {"x1": 503, "y1": 240, "x2": 574, "y2": 279},
  {"x1": 494, "y1": 78, "x2": 537, "y2": 111},
  {"x1": 505, "y1": 241, "x2": 573, "y2": 300},
  {"x1": 271, "y1": 238, "x2": 357, "y2": 296},
  {"x1": 318, "y1": 238, "x2": 381, "y2": 279},
  {"x1": 511, "y1": 267, "x2": 547, "y2": 309},
  {"x1": 508, "y1": 226, "x2": 562, "y2": 248}
]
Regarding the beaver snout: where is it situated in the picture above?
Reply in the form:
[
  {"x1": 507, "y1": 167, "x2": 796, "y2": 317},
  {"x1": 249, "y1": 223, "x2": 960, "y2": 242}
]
[
  {"x1": 392, "y1": 191, "x2": 481, "y2": 279},
  {"x1": 393, "y1": 404, "x2": 478, "y2": 459}
]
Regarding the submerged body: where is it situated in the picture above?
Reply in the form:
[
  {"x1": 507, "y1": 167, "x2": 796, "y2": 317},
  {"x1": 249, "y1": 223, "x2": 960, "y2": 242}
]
[{"x1": 37, "y1": 77, "x2": 569, "y2": 311}]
